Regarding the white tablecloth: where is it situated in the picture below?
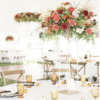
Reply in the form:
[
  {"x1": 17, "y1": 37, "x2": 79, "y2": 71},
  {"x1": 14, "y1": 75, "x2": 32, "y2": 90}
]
[{"x1": 0, "y1": 81, "x2": 99, "y2": 100}]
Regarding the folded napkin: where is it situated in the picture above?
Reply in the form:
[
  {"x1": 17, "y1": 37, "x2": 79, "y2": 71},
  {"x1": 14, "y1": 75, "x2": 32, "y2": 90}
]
[{"x1": 0, "y1": 92, "x2": 17, "y2": 97}]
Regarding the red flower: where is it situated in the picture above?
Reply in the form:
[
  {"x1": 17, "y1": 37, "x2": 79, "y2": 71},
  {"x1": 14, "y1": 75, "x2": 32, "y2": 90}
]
[
  {"x1": 88, "y1": 16, "x2": 91, "y2": 20},
  {"x1": 68, "y1": 7, "x2": 75, "y2": 13},
  {"x1": 53, "y1": 15, "x2": 60, "y2": 23},
  {"x1": 86, "y1": 28, "x2": 92, "y2": 35},
  {"x1": 46, "y1": 17, "x2": 50, "y2": 22},
  {"x1": 53, "y1": 25, "x2": 59, "y2": 31},
  {"x1": 69, "y1": 20, "x2": 76, "y2": 26},
  {"x1": 93, "y1": 19, "x2": 97, "y2": 25},
  {"x1": 61, "y1": 23, "x2": 68, "y2": 30},
  {"x1": 28, "y1": 12, "x2": 31, "y2": 16},
  {"x1": 51, "y1": 12, "x2": 57, "y2": 18},
  {"x1": 36, "y1": 13, "x2": 40, "y2": 17},
  {"x1": 90, "y1": 12, "x2": 93, "y2": 17},
  {"x1": 83, "y1": 10, "x2": 88, "y2": 17},
  {"x1": 57, "y1": 9, "x2": 63, "y2": 14},
  {"x1": 64, "y1": 2, "x2": 70, "y2": 5}
]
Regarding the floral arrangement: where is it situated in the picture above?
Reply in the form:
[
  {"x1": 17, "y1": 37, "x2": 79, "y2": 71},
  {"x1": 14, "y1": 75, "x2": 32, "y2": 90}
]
[
  {"x1": 14, "y1": 12, "x2": 41, "y2": 22},
  {"x1": 5, "y1": 35, "x2": 14, "y2": 41},
  {"x1": 40, "y1": 1, "x2": 99, "y2": 43}
]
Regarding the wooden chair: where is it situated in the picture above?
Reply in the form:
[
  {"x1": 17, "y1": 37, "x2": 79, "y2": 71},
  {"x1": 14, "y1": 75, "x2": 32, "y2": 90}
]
[
  {"x1": 42, "y1": 56, "x2": 55, "y2": 80},
  {"x1": 0, "y1": 70, "x2": 25, "y2": 86},
  {"x1": 51, "y1": 68, "x2": 77, "y2": 79}
]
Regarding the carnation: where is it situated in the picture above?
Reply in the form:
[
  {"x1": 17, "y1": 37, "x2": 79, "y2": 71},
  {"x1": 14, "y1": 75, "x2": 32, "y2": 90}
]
[
  {"x1": 53, "y1": 15, "x2": 60, "y2": 23},
  {"x1": 61, "y1": 23, "x2": 68, "y2": 30},
  {"x1": 68, "y1": 7, "x2": 75, "y2": 13},
  {"x1": 86, "y1": 28, "x2": 92, "y2": 35},
  {"x1": 53, "y1": 25, "x2": 59, "y2": 31},
  {"x1": 69, "y1": 20, "x2": 76, "y2": 26}
]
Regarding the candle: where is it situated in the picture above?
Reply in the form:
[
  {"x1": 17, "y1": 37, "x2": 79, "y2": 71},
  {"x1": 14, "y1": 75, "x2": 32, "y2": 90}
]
[
  {"x1": 81, "y1": 75, "x2": 86, "y2": 86},
  {"x1": 81, "y1": 75, "x2": 86, "y2": 81}
]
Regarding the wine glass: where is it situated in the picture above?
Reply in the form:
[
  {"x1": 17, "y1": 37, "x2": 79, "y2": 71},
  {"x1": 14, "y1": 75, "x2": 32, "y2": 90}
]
[
  {"x1": 17, "y1": 84, "x2": 24, "y2": 98},
  {"x1": 50, "y1": 90, "x2": 58, "y2": 100},
  {"x1": 92, "y1": 87, "x2": 99, "y2": 100},
  {"x1": 26, "y1": 75, "x2": 32, "y2": 88}
]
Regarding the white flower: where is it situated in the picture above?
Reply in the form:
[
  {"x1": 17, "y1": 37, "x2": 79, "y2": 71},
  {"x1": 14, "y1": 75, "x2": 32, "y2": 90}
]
[
  {"x1": 39, "y1": 9, "x2": 51, "y2": 20},
  {"x1": 92, "y1": 28, "x2": 99, "y2": 34},
  {"x1": 72, "y1": 9, "x2": 80, "y2": 18},
  {"x1": 76, "y1": 28, "x2": 84, "y2": 34}
]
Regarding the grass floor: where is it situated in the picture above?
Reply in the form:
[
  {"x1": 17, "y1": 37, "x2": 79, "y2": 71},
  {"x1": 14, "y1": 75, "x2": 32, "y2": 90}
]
[
  {"x1": 0, "y1": 63, "x2": 23, "y2": 67},
  {"x1": 0, "y1": 78, "x2": 15, "y2": 87}
]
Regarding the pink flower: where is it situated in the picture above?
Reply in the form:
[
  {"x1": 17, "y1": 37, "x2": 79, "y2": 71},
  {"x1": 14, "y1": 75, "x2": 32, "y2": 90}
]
[
  {"x1": 69, "y1": 20, "x2": 76, "y2": 26},
  {"x1": 46, "y1": 16, "x2": 50, "y2": 22},
  {"x1": 53, "y1": 25, "x2": 59, "y2": 31},
  {"x1": 86, "y1": 28, "x2": 92, "y2": 35},
  {"x1": 51, "y1": 12, "x2": 57, "y2": 18},
  {"x1": 68, "y1": 7, "x2": 75, "y2": 13},
  {"x1": 53, "y1": 15, "x2": 60, "y2": 23},
  {"x1": 90, "y1": 12, "x2": 93, "y2": 17}
]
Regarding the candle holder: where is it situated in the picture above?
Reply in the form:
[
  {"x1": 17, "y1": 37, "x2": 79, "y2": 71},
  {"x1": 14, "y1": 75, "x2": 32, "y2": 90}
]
[
  {"x1": 92, "y1": 87, "x2": 99, "y2": 100},
  {"x1": 26, "y1": 75, "x2": 32, "y2": 88},
  {"x1": 81, "y1": 75, "x2": 86, "y2": 86},
  {"x1": 51, "y1": 90, "x2": 58, "y2": 100},
  {"x1": 51, "y1": 75, "x2": 57, "y2": 84},
  {"x1": 17, "y1": 84, "x2": 24, "y2": 98}
]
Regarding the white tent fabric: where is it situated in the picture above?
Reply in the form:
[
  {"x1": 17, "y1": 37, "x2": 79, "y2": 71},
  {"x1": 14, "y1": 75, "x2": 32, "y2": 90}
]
[{"x1": 0, "y1": 0, "x2": 99, "y2": 36}]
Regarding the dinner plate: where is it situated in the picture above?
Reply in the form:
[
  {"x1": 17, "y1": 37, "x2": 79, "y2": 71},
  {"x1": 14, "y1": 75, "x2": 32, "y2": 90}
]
[{"x1": 0, "y1": 91, "x2": 18, "y2": 98}]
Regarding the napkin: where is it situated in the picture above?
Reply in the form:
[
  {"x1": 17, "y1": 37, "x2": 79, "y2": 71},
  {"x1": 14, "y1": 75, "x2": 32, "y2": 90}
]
[{"x1": 0, "y1": 92, "x2": 17, "y2": 97}]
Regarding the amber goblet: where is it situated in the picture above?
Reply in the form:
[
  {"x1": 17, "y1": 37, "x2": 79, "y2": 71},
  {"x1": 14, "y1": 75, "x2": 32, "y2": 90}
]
[
  {"x1": 26, "y1": 75, "x2": 32, "y2": 88},
  {"x1": 17, "y1": 84, "x2": 24, "y2": 98},
  {"x1": 51, "y1": 75, "x2": 57, "y2": 84}
]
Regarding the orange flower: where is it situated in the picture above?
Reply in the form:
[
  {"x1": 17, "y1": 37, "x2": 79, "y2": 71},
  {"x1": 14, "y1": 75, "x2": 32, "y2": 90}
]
[
  {"x1": 67, "y1": 18, "x2": 70, "y2": 23},
  {"x1": 85, "y1": 24, "x2": 91, "y2": 27},
  {"x1": 63, "y1": 15, "x2": 68, "y2": 20},
  {"x1": 48, "y1": 27, "x2": 52, "y2": 30},
  {"x1": 62, "y1": 7, "x2": 65, "y2": 10},
  {"x1": 68, "y1": 14, "x2": 73, "y2": 18},
  {"x1": 48, "y1": 30, "x2": 51, "y2": 35}
]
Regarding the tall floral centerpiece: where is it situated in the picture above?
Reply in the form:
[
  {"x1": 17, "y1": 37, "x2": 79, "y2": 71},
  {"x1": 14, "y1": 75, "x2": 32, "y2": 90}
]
[{"x1": 40, "y1": 1, "x2": 98, "y2": 43}]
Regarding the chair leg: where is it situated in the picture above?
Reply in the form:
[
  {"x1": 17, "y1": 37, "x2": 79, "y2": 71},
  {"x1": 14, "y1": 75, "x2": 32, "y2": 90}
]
[{"x1": 1, "y1": 72, "x2": 6, "y2": 86}]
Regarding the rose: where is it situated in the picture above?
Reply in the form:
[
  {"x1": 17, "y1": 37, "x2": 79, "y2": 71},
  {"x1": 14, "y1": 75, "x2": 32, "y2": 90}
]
[
  {"x1": 61, "y1": 23, "x2": 68, "y2": 30},
  {"x1": 93, "y1": 19, "x2": 97, "y2": 25},
  {"x1": 53, "y1": 15, "x2": 60, "y2": 23},
  {"x1": 51, "y1": 12, "x2": 57, "y2": 18},
  {"x1": 86, "y1": 28, "x2": 92, "y2": 35},
  {"x1": 53, "y1": 25, "x2": 59, "y2": 31},
  {"x1": 68, "y1": 7, "x2": 75, "y2": 13},
  {"x1": 46, "y1": 17, "x2": 50, "y2": 22},
  {"x1": 90, "y1": 12, "x2": 93, "y2": 17},
  {"x1": 28, "y1": 12, "x2": 31, "y2": 16},
  {"x1": 57, "y1": 10, "x2": 63, "y2": 14},
  {"x1": 64, "y1": 2, "x2": 70, "y2": 5},
  {"x1": 83, "y1": 10, "x2": 88, "y2": 17},
  {"x1": 69, "y1": 20, "x2": 76, "y2": 26},
  {"x1": 57, "y1": 9, "x2": 63, "y2": 14}
]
